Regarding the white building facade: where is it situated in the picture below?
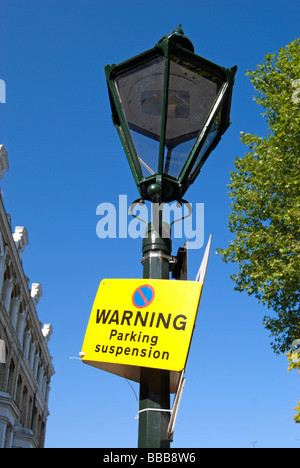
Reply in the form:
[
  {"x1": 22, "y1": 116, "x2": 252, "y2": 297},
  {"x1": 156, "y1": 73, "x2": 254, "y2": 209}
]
[{"x1": 0, "y1": 145, "x2": 54, "y2": 448}]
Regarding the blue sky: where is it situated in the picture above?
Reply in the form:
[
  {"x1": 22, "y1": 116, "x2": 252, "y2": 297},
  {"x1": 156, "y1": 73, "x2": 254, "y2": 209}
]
[{"x1": 0, "y1": 0, "x2": 299, "y2": 448}]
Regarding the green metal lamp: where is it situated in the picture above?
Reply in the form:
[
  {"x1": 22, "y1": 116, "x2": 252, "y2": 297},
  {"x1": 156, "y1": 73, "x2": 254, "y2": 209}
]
[
  {"x1": 104, "y1": 26, "x2": 237, "y2": 448},
  {"x1": 105, "y1": 25, "x2": 237, "y2": 203}
]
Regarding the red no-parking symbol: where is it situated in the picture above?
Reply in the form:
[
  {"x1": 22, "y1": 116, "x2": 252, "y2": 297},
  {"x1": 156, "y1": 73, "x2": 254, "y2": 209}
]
[{"x1": 132, "y1": 285, "x2": 155, "y2": 308}]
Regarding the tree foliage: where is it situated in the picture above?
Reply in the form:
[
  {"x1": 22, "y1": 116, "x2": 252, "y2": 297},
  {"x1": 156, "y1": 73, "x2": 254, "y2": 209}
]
[
  {"x1": 286, "y1": 346, "x2": 300, "y2": 423},
  {"x1": 217, "y1": 38, "x2": 300, "y2": 354}
]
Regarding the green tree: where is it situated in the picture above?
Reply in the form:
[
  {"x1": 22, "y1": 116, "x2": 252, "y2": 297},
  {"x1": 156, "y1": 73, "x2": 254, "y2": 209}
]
[
  {"x1": 217, "y1": 38, "x2": 300, "y2": 355},
  {"x1": 286, "y1": 347, "x2": 300, "y2": 423}
]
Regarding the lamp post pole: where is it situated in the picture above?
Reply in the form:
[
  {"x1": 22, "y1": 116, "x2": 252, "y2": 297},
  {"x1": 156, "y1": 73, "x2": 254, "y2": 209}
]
[
  {"x1": 138, "y1": 197, "x2": 171, "y2": 448},
  {"x1": 104, "y1": 26, "x2": 237, "y2": 448}
]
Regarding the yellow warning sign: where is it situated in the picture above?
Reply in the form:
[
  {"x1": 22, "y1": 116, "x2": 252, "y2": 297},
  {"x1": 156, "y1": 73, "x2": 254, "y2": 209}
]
[{"x1": 81, "y1": 278, "x2": 202, "y2": 373}]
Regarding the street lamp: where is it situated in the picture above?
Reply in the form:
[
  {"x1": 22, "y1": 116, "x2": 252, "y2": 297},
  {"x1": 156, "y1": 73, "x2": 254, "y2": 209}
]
[
  {"x1": 105, "y1": 25, "x2": 237, "y2": 204},
  {"x1": 105, "y1": 25, "x2": 237, "y2": 448}
]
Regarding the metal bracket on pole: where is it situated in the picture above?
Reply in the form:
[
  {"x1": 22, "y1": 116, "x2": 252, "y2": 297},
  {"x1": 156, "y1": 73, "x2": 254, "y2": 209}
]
[{"x1": 170, "y1": 240, "x2": 188, "y2": 280}]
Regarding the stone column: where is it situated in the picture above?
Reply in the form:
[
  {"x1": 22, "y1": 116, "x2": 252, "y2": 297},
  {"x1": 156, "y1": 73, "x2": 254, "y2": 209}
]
[
  {"x1": 4, "y1": 424, "x2": 13, "y2": 448},
  {"x1": 10, "y1": 297, "x2": 21, "y2": 330},
  {"x1": 3, "y1": 278, "x2": 14, "y2": 313},
  {"x1": 28, "y1": 342, "x2": 36, "y2": 370},
  {"x1": 0, "y1": 252, "x2": 7, "y2": 295},
  {"x1": 0, "y1": 417, "x2": 7, "y2": 448},
  {"x1": 33, "y1": 352, "x2": 39, "y2": 380},
  {"x1": 17, "y1": 310, "x2": 26, "y2": 346},
  {"x1": 23, "y1": 330, "x2": 31, "y2": 361},
  {"x1": 38, "y1": 366, "x2": 44, "y2": 391}
]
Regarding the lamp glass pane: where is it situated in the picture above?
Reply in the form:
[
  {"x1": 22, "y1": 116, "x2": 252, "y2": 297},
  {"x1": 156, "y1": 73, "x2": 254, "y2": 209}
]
[
  {"x1": 114, "y1": 56, "x2": 165, "y2": 177},
  {"x1": 163, "y1": 56, "x2": 223, "y2": 178},
  {"x1": 189, "y1": 107, "x2": 222, "y2": 176}
]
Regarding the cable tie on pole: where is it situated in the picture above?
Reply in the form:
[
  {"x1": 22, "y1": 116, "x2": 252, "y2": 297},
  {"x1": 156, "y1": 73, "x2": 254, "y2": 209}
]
[{"x1": 135, "y1": 408, "x2": 173, "y2": 420}]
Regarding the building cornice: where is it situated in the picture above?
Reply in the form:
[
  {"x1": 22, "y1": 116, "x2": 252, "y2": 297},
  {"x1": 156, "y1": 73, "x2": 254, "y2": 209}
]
[{"x1": 0, "y1": 194, "x2": 54, "y2": 377}]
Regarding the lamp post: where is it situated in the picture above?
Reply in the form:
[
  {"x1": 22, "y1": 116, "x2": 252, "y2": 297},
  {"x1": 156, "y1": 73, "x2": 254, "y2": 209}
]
[{"x1": 105, "y1": 25, "x2": 236, "y2": 448}]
